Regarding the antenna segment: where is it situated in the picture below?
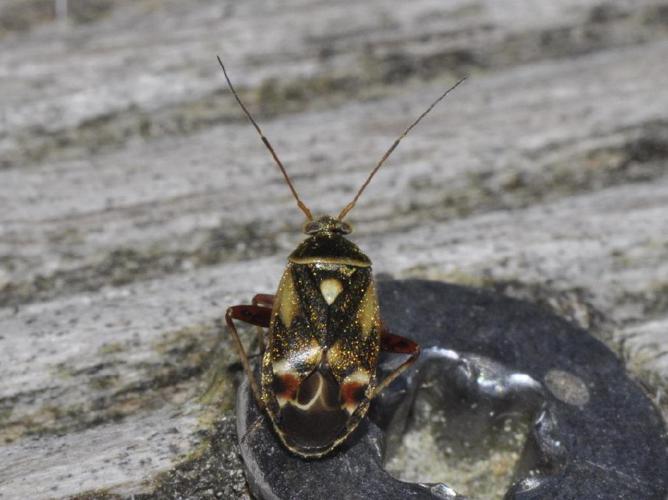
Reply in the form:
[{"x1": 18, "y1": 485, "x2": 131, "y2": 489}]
[
  {"x1": 337, "y1": 77, "x2": 467, "y2": 221},
  {"x1": 217, "y1": 56, "x2": 313, "y2": 221}
]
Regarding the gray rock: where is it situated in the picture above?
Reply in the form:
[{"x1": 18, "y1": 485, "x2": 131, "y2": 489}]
[{"x1": 238, "y1": 280, "x2": 668, "y2": 499}]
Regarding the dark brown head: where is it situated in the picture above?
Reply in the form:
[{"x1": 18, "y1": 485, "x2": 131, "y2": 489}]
[
  {"x1": 303, "y1": 215, "x2": 352, "y2": 236},
  {"x1": 291, "y1": 215, "x2": 369, "y2": 266}
]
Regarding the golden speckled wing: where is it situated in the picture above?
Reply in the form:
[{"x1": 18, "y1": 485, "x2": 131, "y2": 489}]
[{"x1": 261, "y1": 261, "x2": 381, "y2": 455}]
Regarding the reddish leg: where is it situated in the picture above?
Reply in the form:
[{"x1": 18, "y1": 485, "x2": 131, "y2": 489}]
[
  {"x1": 252, "y1": 293, "x2": 275, "y2": 308},
  {"x1": 371, "y1": 325, "x2": 421, "y2": 399},
  {"x1": 226, "y1": 304, "x2": 272, "y2": 409},
  {"x1": 251, "y1": 294, "x2": 275, "y2": 349}
]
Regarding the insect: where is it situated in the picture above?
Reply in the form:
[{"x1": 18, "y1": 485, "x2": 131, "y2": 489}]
[{"x1": 220, "y1": 56, "x2": 465, "y2": 458}]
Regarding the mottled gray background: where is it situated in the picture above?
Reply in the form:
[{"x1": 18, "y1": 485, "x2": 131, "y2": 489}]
[{"x1": 0, "y1": 0, "x2": 667, "y2": 498}]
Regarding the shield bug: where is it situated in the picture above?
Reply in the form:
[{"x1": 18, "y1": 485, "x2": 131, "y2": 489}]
[{"x1": 219, "y1": 56, "x2": 464, "y2": 458}]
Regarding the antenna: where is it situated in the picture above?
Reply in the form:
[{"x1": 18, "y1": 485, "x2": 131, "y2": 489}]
[
  {"x1": 337, "y1": 77, "x2": 467, "y2": 221},
  {"x1": 217, "y1": 56, "x2": 313, "y2": 221}
]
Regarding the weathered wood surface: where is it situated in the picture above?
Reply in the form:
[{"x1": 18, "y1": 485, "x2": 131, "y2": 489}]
[{"x1": 1, "y1": 0, "x2": 667, "y2": 498}]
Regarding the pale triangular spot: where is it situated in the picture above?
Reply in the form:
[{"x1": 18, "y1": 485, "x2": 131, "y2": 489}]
[{"x1": 320, "y1": 278, "x2": 343, "y2": 305}]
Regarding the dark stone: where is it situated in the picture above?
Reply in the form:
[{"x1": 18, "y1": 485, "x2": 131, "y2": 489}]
[{"x1": 237, "y1": 280, "x2": 668, "y2": 499}]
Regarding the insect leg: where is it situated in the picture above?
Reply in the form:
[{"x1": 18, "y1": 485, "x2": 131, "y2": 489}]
[
  {"x1": 225, "y1": 304, "x2": 272, "y2": 410},
  {"x1": 251, "y1": 294, "x2": 275, "y2": 350},
  {"x1": 370, "y1": 327, "x2": 421, "y2": 399},
  {"x1": 252, "y1": 293, "x2": 275, "y2": 308}
]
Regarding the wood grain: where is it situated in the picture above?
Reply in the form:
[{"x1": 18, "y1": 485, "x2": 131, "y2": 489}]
[{"x1": 1, "y1": 0, "x2": 667, "y2": 497}]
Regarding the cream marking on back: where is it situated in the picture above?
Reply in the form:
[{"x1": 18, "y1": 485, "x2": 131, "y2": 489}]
[
  {"x1": 289, "y1": 372, "x2": 329, "y2": 411},
  {"x1": 277, "y1": 270, "x2": 297, "y2": 327},
  {"x1": 343, "y1": 369, "x2": 371, "y2": 386},
  {"x1": 272, "y1": 340, "x2": 322, "y2": 376},
  {"x1": 342, "y1": 369, "x2": 372, "y2": 414},
  {"x1": 273, "y1": 339, "x2": 323, "y2": 407},
  {"x1": 356, "y1": 281, "x2": 379, "y2": 337},
  {"x1": 320, "y1": 278, "x2": 343, "y2": 305},
  {"x1": 276, "y1": 392, "x2": 291, "y2": 407}
]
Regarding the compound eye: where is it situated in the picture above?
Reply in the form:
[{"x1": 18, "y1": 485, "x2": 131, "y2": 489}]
[
  {"x1": 338, "y1": 221, "x2": 352, "y2": 234},
  {"x1": 303, "y1": 220, "x2": 322, "y2": 234}
]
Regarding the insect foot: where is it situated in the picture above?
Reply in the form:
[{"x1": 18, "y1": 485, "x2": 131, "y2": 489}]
[{"x1": 236, "y1": 279, "x2": 668, "y2": 500}]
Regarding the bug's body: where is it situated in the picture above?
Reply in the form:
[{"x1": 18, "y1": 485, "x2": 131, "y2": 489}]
[
  {"x1": 218, "y1": 56, "x2": 464, "y2": 458},
  {"x1": 262, "y1": 220, "x2": 380, "y2": 456}
]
